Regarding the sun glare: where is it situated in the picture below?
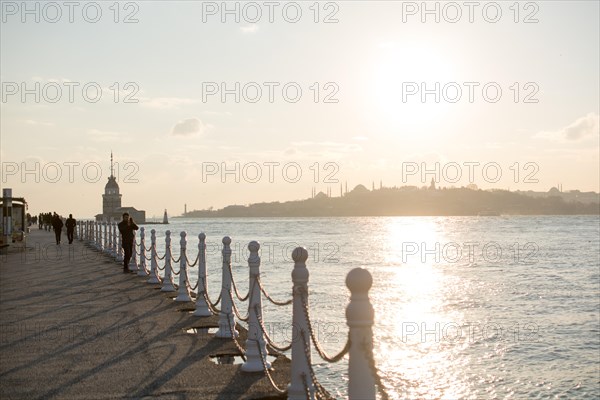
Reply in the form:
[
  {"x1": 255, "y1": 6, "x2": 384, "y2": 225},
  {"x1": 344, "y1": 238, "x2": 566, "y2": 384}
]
[{"x1": 371, "y1": 43, "x2": 456, "y2": 128}]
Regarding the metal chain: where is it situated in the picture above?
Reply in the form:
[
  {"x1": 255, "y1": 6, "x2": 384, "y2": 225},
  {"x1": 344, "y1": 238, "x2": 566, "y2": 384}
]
[
  {"x1": 299, "y1": 330, "x2": 327, "y2": 399},
  {"x1": 225, "y1": 313, "x2": 247, "y2": 361},
  {"x1": 362, "y1": 341, "x2": 391, "y2": 400},
  {"x1": 140, "y1": 259, "x2": 150, "y2": 274},
  {"x1": 185, "y1": 277, "x2": 199, "y2": 292},
  {"x1": 156, "y1": 252, "x2": 166, "y2": 261},
  {"x1": 186, "y1": 252, "x2": 199, "y2": 267},
  {"x1": 200, "y1": 289, "x2": 220, "y2": 314},
  {"x1": 168, "y1": 247, "x2": 181, "y2": 264},
  {"x1": 228, "y1": 289, "x2": 249, "y2": 322},
  {"x1": 170, "y1": 263, "x2": 181, "y2": 276},
  {"x1": 299, "y1": 288, "x2": 351, "y2": 363},
  {"x1": 200, "y1": 276, "x2": 222, "y2": 308},
  {"x1": 228, "y1": 263, "x2": 250, "y2": 302},
  {"x1": 257, "y1": 277, "x2": 293, "y2": 306},
  {"x1": 255, "y1": 337, "x2": 287, "y2": 394},
  {"x1": 301, "y1": 373, "x2": 312, "y2": 400},
  {"x1": 254, "y1": 304, "x2": 293, "y2": 352}
]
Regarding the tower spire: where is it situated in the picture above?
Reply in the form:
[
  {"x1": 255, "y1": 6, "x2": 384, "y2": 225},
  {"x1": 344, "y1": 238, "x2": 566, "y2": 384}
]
[{"x1": 110, "y1": 151, "x2": 114, "y2": 178}]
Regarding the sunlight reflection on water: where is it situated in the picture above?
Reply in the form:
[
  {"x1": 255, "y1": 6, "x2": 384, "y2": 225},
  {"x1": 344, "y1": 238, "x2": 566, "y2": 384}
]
[{"x1": 147, "y1": 216, "x2": 599, "y2": 399}]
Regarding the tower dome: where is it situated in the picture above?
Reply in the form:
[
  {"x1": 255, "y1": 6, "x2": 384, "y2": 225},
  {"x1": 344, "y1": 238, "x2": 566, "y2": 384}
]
[{"x1": 105, "y1": 176, "x2": 120, "y2": 194}]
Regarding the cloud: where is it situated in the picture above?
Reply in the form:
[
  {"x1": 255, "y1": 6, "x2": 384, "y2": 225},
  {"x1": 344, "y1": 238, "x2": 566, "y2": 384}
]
[
  {"x1": 171, "y1": 118, "x2": 205, "y2": 136},
  {"x1": 140, "y1": 97, "x2": 198, "y2": 109},
  {"x1": 535, "y1": 113, "x2": 599, "y2": 142},
  {"x1": 240, "y1": 25, "x2": 259, "y2": 34}
]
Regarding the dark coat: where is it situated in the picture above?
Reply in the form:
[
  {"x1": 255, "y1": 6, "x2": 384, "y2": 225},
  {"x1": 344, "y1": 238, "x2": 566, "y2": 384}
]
[
  {"x1": 52, "y1": 216, "x2": 63, "y2": 230},
  {"x1": 66, "y1": 218, "x2": 76, "y2": 231},
  {"x1": 118, "y1": 220, "x2": 139, "y2": 244}
]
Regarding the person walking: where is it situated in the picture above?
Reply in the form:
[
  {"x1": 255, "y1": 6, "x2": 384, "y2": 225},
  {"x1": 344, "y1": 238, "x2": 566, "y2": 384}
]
[
  {"x1": 117, "y1": 213, "x2": 138, "y2": 273},
  {"x1": 51, "y1": 212, "x2": 63, "y2": 245},
  {"x1": 65, "y1": 214, "x2": 76, "y2": 244}
]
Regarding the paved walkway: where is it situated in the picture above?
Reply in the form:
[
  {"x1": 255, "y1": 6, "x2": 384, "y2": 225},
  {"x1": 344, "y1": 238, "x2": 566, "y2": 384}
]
[{"x1": 0, "y1": 229, "x2": 289, "y2": 399}]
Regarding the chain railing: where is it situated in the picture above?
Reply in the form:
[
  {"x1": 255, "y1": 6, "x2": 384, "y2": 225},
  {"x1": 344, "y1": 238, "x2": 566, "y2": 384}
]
[{"x1": 82, "y1": 224, "x2": 390, "y2": 399}]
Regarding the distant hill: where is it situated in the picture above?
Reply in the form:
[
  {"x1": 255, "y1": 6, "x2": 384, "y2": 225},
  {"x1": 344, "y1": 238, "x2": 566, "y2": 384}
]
[{"x1": 182, "y1": 186, "x2": 600, "y2": 218}]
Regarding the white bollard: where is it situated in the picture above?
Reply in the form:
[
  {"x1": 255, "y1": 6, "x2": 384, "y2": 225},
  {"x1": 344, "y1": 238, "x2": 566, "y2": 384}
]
[
  {"x1": 194, "y1": 233, "x2": 212, "y2": 317},
  {"x1": 129, "y1": 231, "x2": 138, "y2": 271},
  {"x1": 147, "y1": 229, "x2": 161, "y2": 284},
  {"x1": 137, "y1": 227, "x2": 148, "y2": 276},
  {"x1": 215, "y1": 236, "x2": 238, "y2": 338},
  {"x1": 288, "y1": 247, "x2": 315, "y2": 400},
  {"x1": 241, "y1": 241, "x2": 270, "y2": 372},
  {"x1": 105, "y1": 221, "x2": 109, "y2": 253},
  {"x1": 175, "y1": 232, "x2": 192, "y2": 302},
  {"x1": 347, "y1": 268, "x2": 376, "y2": 400},
  {"x1": 116, "y1": 224, "x2": 123, "y2": 262},
  {"x1": 107, "y1": 221, "x2": 113, "y2": 255},
  {"x1": 161, "y1": 230, "x2": 176, "y2": 292},
  {"x1": 96, "y1": 221, "x2": 107, "y2": 252}
]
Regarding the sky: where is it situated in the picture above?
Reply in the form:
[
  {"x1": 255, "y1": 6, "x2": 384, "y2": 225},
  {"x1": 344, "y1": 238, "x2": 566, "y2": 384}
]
[{"x1": 1, "y1": 0, "x2": 599, "y2": 218}]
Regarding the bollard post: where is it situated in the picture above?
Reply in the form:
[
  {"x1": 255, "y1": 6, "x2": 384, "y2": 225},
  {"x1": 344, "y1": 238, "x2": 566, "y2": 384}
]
[
  {"x1": 288, "y1": 247, "x2": 315, "y2": 400},
  {"x1": 215, "y1": 236, "x2": 238, "y2": 338},
  {"x1": 116, "y1": 223, "x2": 123, "y2": 262},
  {"x1": 137, "y1": 227, "x2": 148, "y2": 276},
  {"x1": 175, "y1": 232, "x2": 192, "y2": 301},
  {"x1": 98, "y1": 222, "x2": 101, "y2": 249},
  {"x1": 161, "y1": 230, "x2": 176, "y2": 291},
  {"x1": 129, "y1": 231, "x2": 138, "y2": 271},
  {"x1": 241, "y1": 241, "x2": 270, "y2": 372},
  {"x1": 147, "y1": 229, "x2": 161, "y2": 284},
  {"x1": 107, "y1": 221, "x2": 113, "y2": 255},
  {"x1": 194, "y1": 233, "x2": 212, "y2": 316},
  {"x1": 112, "y1": 222, "x2": 118, "y2": 257},
  {"x1": 103, "y1": 222, "x2": 108, "y2": 253},
  {"x1": 346, "y1": 268, "x2": 376, "y2": 400}
]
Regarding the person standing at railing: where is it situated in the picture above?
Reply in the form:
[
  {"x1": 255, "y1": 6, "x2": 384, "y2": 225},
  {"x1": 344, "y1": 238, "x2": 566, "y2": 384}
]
[
  {"x1": 117, "y1": 212, "x2": 138, "y2": 273},
  {"x1": 65, "y1": 214, "x2": 76, "y2": 244}
]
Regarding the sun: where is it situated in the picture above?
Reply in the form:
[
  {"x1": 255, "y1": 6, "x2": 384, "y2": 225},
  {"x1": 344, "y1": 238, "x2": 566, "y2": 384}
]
[{"x1": 370, "y1": 43, "x2": 456, "y2": 129}]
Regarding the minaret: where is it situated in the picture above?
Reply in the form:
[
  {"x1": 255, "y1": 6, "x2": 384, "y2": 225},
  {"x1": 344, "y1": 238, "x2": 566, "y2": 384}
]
[
  {"x1": 184, "y1": 203, "x2": 187, "y2": 215},
  {"x1": 163, "y1": 209, "x2": 169, "y2": 224}
]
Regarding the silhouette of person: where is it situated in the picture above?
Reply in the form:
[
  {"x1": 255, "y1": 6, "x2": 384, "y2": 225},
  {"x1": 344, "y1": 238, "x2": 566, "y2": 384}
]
[
  {"x1": 117, "y1": 213, "x2": 138, "y2": 273},
  {"x1": 51, "y1": 212, "x2": 63, "y2": 245},
  {"x1": 65, "y1": 214, "x2": 76, "y2": 244}
]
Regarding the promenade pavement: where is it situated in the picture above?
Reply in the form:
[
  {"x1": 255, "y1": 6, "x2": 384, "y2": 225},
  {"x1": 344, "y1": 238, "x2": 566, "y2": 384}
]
[{"x1": 0, "y1": 229, "x2": 290, "y2": 399}]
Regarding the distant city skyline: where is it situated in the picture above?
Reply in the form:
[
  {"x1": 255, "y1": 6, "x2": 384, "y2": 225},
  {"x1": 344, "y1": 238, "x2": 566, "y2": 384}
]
[{"x1": 1, "y1": 1, "x2": 599, "y2": 217}]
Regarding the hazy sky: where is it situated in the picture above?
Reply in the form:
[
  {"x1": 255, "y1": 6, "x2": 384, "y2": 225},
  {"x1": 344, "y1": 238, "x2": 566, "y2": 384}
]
[{"x1": 1, "y1": 1, "x2": 599, "y2": 218}]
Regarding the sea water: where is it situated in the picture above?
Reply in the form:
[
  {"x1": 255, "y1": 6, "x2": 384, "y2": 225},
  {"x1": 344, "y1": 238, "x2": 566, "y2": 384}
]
[{"x1": 139, "y1": 216, "x2": 599, "y2": 399}]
